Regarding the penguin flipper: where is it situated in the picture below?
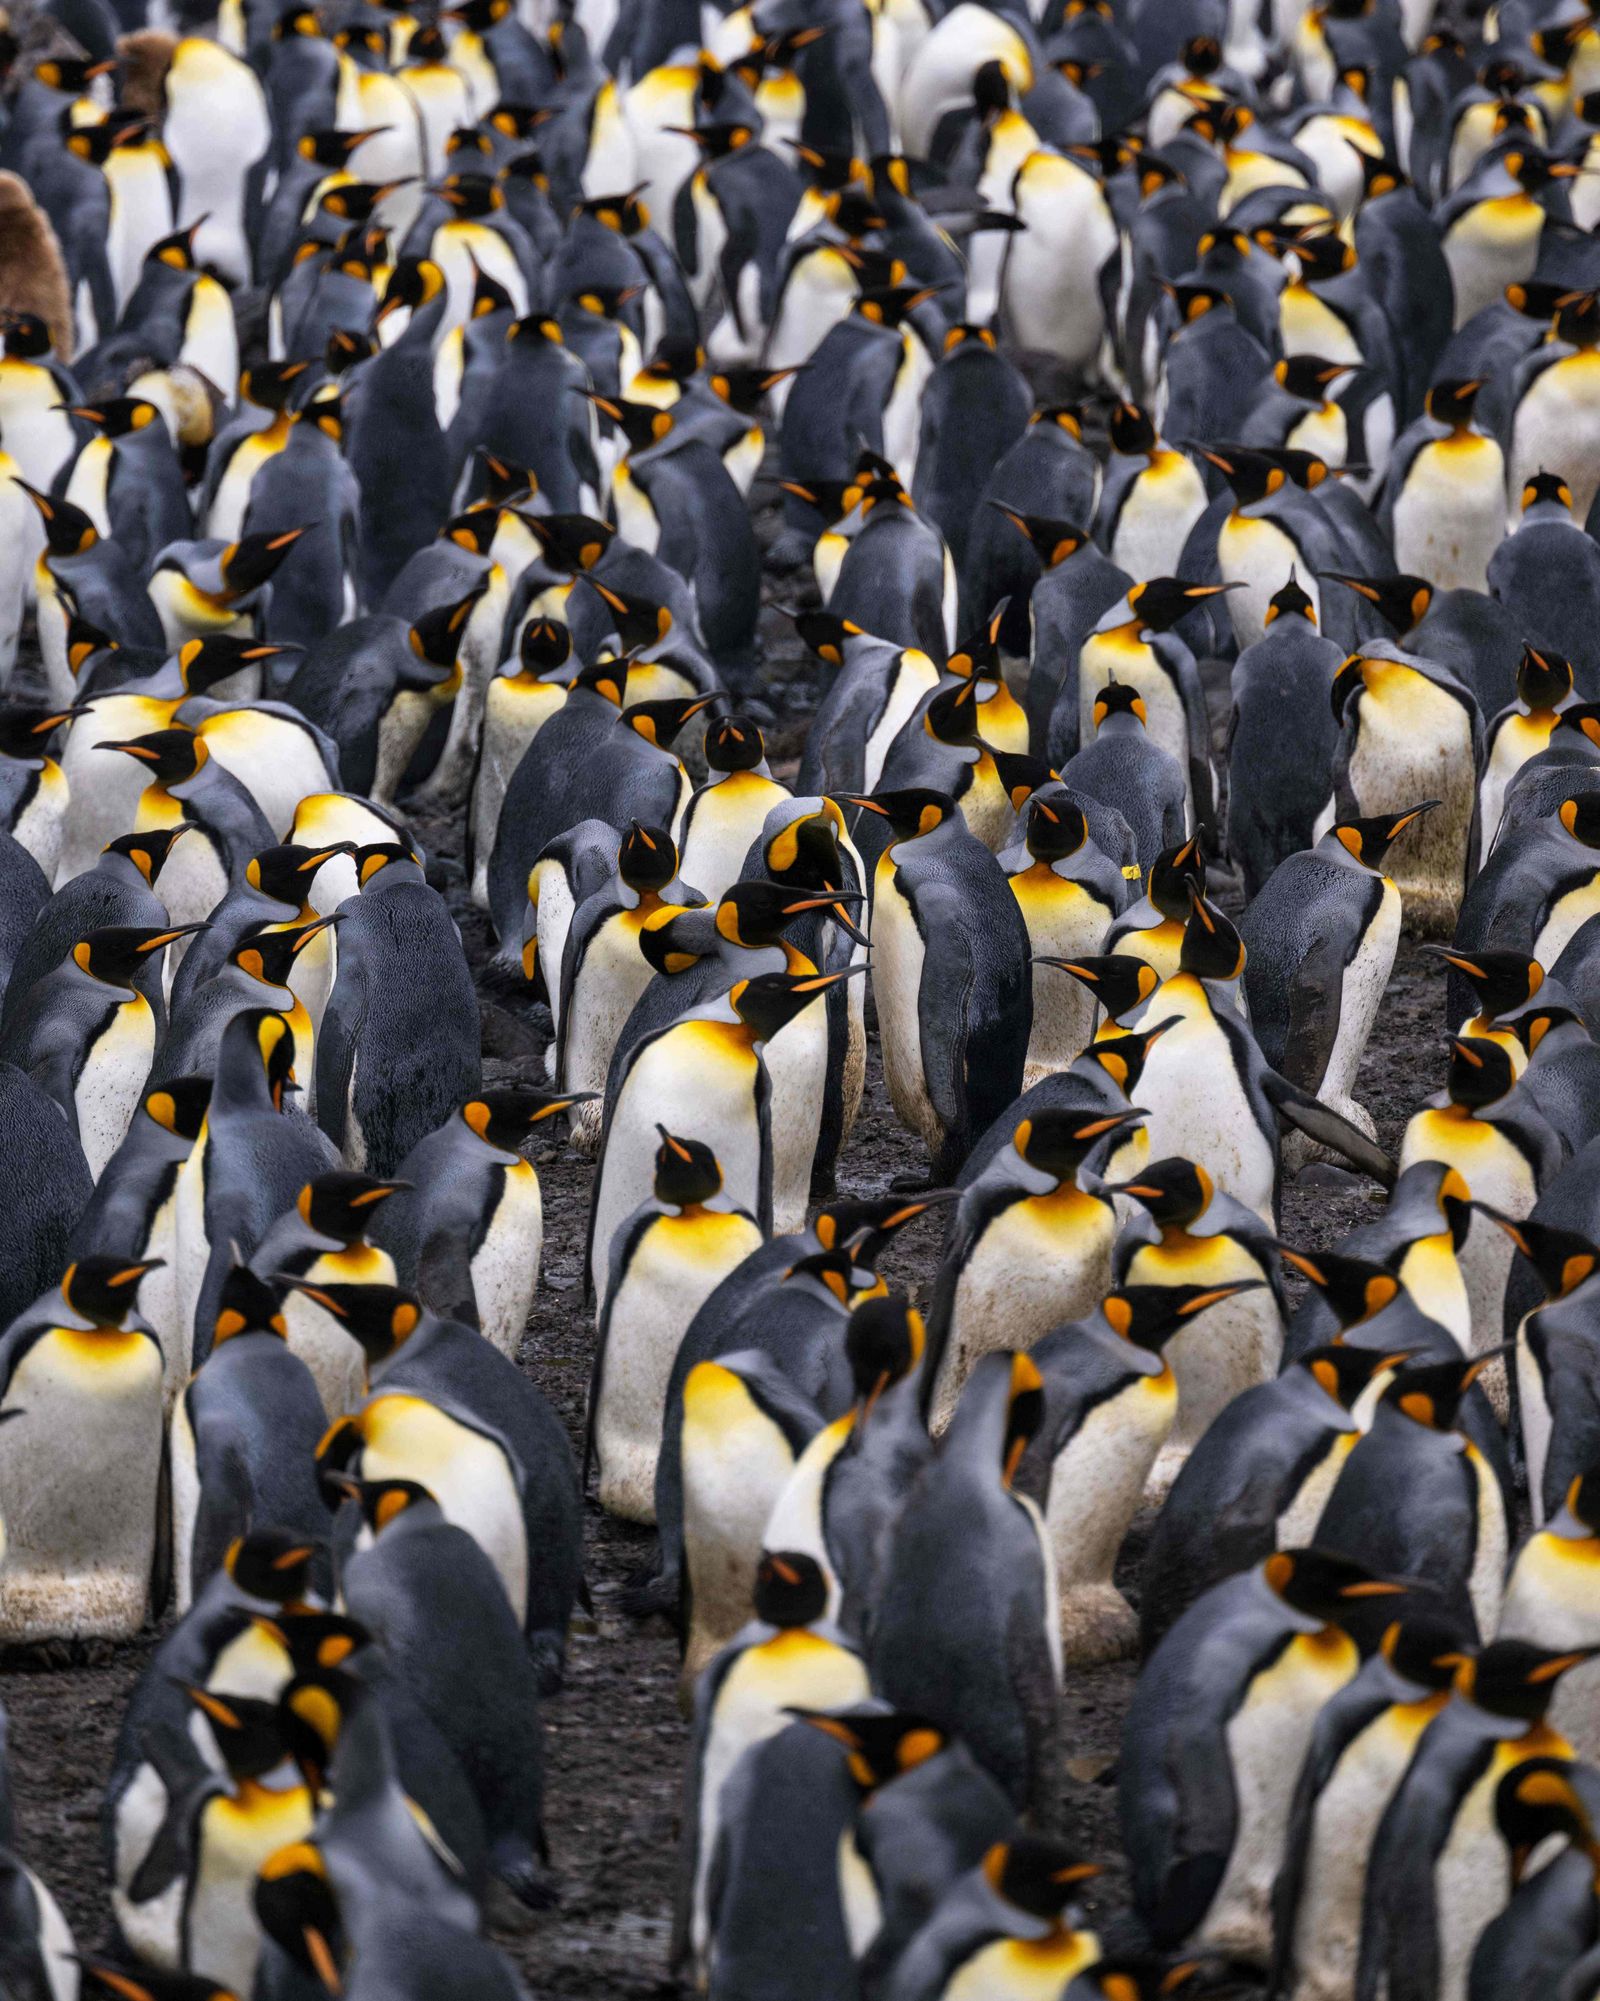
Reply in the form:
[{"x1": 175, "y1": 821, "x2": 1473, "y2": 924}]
[
  {"x1": 125, "y1": 1723, "x2": 222, "y2": 1904},
  {"x1": 1261, "y1": 1072, "x2": 1396, "y2": 1188},
  {"x1": 1281, "y1": 926, "x2": 1348, "y2": 1096}
]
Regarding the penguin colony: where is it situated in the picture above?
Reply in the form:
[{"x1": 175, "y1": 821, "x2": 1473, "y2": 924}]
[{"x1": 12, "y1": 0, "x2": 1600, "y2": 1999}]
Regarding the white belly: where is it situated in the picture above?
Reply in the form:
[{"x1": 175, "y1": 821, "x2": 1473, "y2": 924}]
[
  {"x1": 1136, "y1": 1007, "x2": 1276, "y2": 1223},
  {"x1": 761, "y1": 1002, "x2": 828, "y2": 1236},
  {"x1": 1220, "y1": 513, "x2": 1315, "y2": 649},
  {"x1": 871, "y1": 875, "x2": 939, "y2": 1154},
  {"x1": 1510, "y1": 357, "x2": 1600, "y2": 527},
  {"x1": 77, "y1": 999, "x2": 155, "y2": 1180},
  {"x1": 1322, "y1": 881, "x2": 1402, "y2": 1110},
  {"x1": 469, "y1": 1160, "x2": 541, "y2": 1359},
  {"x1": 1347, "y1": 676, "x2": 1474, "y2": 937}
]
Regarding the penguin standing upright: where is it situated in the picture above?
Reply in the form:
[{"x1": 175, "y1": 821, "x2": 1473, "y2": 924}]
[
  {"x1": 1385, "y1": 378, "x2": 1506, "y2": 592},
  {"x1": 1003, "y1": 797, "x2": 1128, "y2": 1085}
]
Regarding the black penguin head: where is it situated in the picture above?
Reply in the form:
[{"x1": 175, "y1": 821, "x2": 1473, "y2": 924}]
[
  {"x1": 254, "y1": 1839, "x2": 345, "y2": 1994},
  {"x1": 845, "y1": 1293, "x2": 924, "y2": 1409},
  {"x1": 352, "y1": 841, "x2": 420, "y2": 887},
  {"x1": 1108, "y1": 1157, "x2": 1214, "y2": 1228},
  {"x1": 178, "y1": 1683, "x2": 287, "y2": 1780},
  {"x1": 0, "y1": 700, "x2": 74, "y2": 763},
  {"x1": 945, "y1": 601, "x2": 1008, "y2": 687},
  {"x1": 1195, "y1": 443, "x2": 1284, "y2": 506},
  {"x1": 1560, "y1": 795, "x2": 1600, "y2": 848},
  {"x1": 990, "y1": 506, "x2": 1089, "y2": 569},
  {"x1": 634, "y1": 332, "x2": 702, "y2": 392},
  {"x1": 922, "y1": 678, "x2": 983, "y2": 748},
  {"x1": 1148, "y1": 835, "x2": 1204, "y2": 918},
  {"x1": 519, "y1": 616, "x2": 573, "y2": 677},
  {"x1": 1514, "y1": 644, "x2": 1575, "y2": 713},
  {"x1": 792, "y1": 1709, "x2": 949, "y2": 1791},
  {"x1": 758, "y1": 802, "x2": 853, "y2": 893},
  {"x1": 1522, "y1": 469, "x2": 1575, "y2": 514},
  {"x1": 66, "y1": 395, "x2": 164, "y2": 441},
  {"x1": 652, "y1": 1127, "x2": 722, "y2": 1207},
  {"x1": 1036, "y1": 951, "x2": 1160, "y2": 1024},
  {"x1": 721, "y1": 877, "x2": 866, "y2": 948},
  {"x1": 1108, "y1": 401, "x2": 1158, "y2": 455},
  {"x1": 1263, "y1": 1548, "x2": 1407, "y2": 1627},
  {"x1": 99, "y1": 726, "x2": 205, "y2": 787},
  {"x1": 212, "y1": 1265, "x2": 289, "y2": 1344},
  {"x1": 409, "y1": 581, "x2": 490, "y2": 673},
  {"x1": 1091, "y1": 679, "x2": 1147, "y2": 731},
  {"x1": 373, "y1": 254, "x2": 446, "y2": 325},
  {"x1": 1321, "y1": 571, "x2": 1433, "y2": 635},
  {"x1": 784, "y1": 1245, "x2": 867, "y2": 1309},
  {"x1": 1565, "y1": 1465, "x2": 1600, "y2": 1535},
  {"x1": 177, "y1": 635, "x2": 293, "y2": 696},
  {"x1": 811, "y1": 1188, "x2": 958, "y2": 1262},
  {"x1": 1374, "y1": 1607, "x2": 1476, "y2": 1695},
  {"x1": 1444, "y1": 1034, "x2": 1515, "y2": 1109},
  {"x1": 464, "y1": 1086, "x2": 589, "y2": 1152},
  {"x1": 585, "y1": 390, "x2": 673, "y2": 456},
  {"x1": 73, "y1": 922, "x2": 205, "y2": 988},
  {"x1": 853, "y1": 282, "x2": 939, "y2": 329},
  {"x1": 1274, "y1": 353, "x2": 1353, "y2": 402},
  {"x1": 624, "y1": 692, "x2": 723, "y2": 750},
  {"x1": 12, "y1": 477, "x2": 98, "y2": 557},
  {"x1": 238, "y1": 359, "x2": 311, "y2": 414},
  {"x1": 982, "y1": 1835, "x2": 1100, "y2": 1919},
  {"x1": 994, "y1": 747, "x2": 1058, "y2": 818},
  {"x1": 1070, "y1": 1959, "x2": 1201, "y2": 1999},
  {"x1": 1280, "y1": 1248, "x2": 1401, "y2": 1329},
  {"x1": 1515, "y1": 1002, "x2": 1581, "y2": 1057},
  {"x1": 325, "y1": 325, "x2": 376, "y2": 376},
  {"x1": 1300, "y1": 1340, "x2": 1415, "y2": 1411},
  {"x1": 1103, "y1": 1281, "x2": 1265, "y2": 1352},
  {"x1": 1477, "y1": 1207, "x2": 1599, "y2": 1301},
  {"x1": 1177, "y1": 888, "x2": 1246, "y2": 982},
  {"x1": 617, "y1": 820, "x2": 678, "y2": 894},
  {"x1": 836, "y1": 788, "x2": 956, "y2": 840},
  {"x1": 60, "y1": 1254, "x2": 162, "y2": 1327},
  {"x1": 243, "y1": 841, "x2": 353, "y2": 905},
  {"x1": 1090, "y1": 1015, "x2": 1181, "y2": 1095},
  {"x1": 729, "y1": 968, "x2": 862, "y2": 1044},
  {"x1": 1461, "y1": 1639, "x2": 1600, "y2": 1721},
  {"x1": 1265, "y1": 573, "x2": 1318, "y2": 625},
  {"x1": 1504, "y1": 146, "x2": 1580, "y2": 195},
  {"x1": 264, "y1": 1607, "x2": 369, "y2": 1679},
  {"x1": 1126, "y1": 577, "x2": 1238, "y2": 635},
  {"x1": 1424, "y1": 377, "x2": 1483, "y2": 428},
  {"x1": 1496, "y1": 1760, "x2": 1597, "y2": 1885},
  {"x1": 216, "y1": 528, "x2": 308, "y2": 601},
  {"x1": 704, "y1": 714, "x2": 765, "y2": 773},
  {"x1": 1382, "y1": 1350, "x2": 1505, "y2": 1432},
  {"x1": 1329, "y1": 801, "x2": 1439, "y2": 867},
  {"x1": 223, "y1": 1526, "x2": 322, "y2": 1605},
  {"x1": 276, "y1": 1281, "x2": 422, "y2": 1364},
  {"x1": 143, "y1": 1075, "x2": 212, "y2": 1141},
  {"x1": 751, "y1": 1551, "x2": 828, "y2": 1629},
  {"x1": 342, "y1": 1474, "x2": 437, "y2": 1534},
  {"x1": 441, "y1": 508, "x2": 499, "y2": 559},
  {"x1": 231, "y1": 913, "x2": 340, "y2": 989},
  {"x1": 297, "y1": 1171, "x2": 409, "y2": 1245},
  {"x1": 1426, "y1": 947, "x2": 1543, "y2": 1020},
  {"x1": 1013, "y1": 1109, "x2": 1142, "y2": 1180},
  {"x1": 102, "y1": 825, "x2": 194, "y2": 888},
  {"x1": 791, "y1": 610, "x2": 865, "y2": 666}
]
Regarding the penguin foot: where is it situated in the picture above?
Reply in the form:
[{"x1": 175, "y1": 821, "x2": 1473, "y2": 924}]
[
  {"x1": 487, "y1": 1845, "x2": 560, "y2": 1925},
  {"x1": 1059, "y1": 1582, "x2": 1140, "y2": 1666},
  {"x1": 888, "y1": 1170, "x2": 942, "y2": 1194},
  {"x1": 615, "y1": 1564, "x2": 676, "y2": 1622}
]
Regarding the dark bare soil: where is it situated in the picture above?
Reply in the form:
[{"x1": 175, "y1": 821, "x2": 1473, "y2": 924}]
[{"x1": 0, "y1": 478, "x2": 1439, "y2": 1997}]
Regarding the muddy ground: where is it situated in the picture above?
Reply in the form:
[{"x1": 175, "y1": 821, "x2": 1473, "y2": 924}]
[{"x1": 0, "y1": 475, "x2": 1440, "y2": 1997}]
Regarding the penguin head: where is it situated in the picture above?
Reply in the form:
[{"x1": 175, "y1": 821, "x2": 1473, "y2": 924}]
[
  {"x1": 232, "y1": 913, "x2": 340, "y2": 989},
  {"x1": 1281, "y1": 1249, "x2": 1401, "y2": 1329},
  {"x1": 1301, "y1": 1339, "x2": 1416, "y2": 1410},
  {"x1": 1127, "y1": 577, "x2": 1237, "y2": 636},
  {"x1": 792, "y1": 1709, "x2": 951, "y2": 1791},
  {"x1": 356, "y1": 840, "x2": 422, "y2": 889},
  {"x1": 751, "y1": 1552, "x2": 828, "y2": 1628},
  {"x1": 238, "y1": 359, "x2": 311, "y2": 414},
  {"x1": 177, "y1": 634, "x2": 294, "y2": 695},
  {"x1": 76, "y1": 1960, "x2": 244, "y2": 2001},
  {"x1": 1496, "y1": 1760, "x2": 1597, "y2": 1885},
  {"x1": 1037, "y1": 951, "x2": 1160, "y2": 1022},
  {"x1": 60, "y1": 1254, "x2": 162, "y2": 1327},
  {"x1": 994, "y1": 756, "x2": 1057, "y2": 823},
  {"x1": 1559, "y1": 795, "x2": 1600, "y2": 847},
  {"x1": 1108, "y1": 401, "x2": 1158, "y2": 456},
  {"x1": 1024, "y1": 795, "x2": 1089, "y2": 863},
  {"x1": 11, "y1": 478, "x2": 98, "y2": 557},
  {"x1": 0, "y1": 699, "x2": 74, "y2": 764},
  {"x1": 212, "y1": 1264, "x2": 289, "y2": 1343},
  {"x1": 1177, "y1": 887, "x2": 1246, "y2": 983},
  {"x1": 703, "y1": 714, "x2": 765, "y2": 773},
  {"x1": 587, "y1": 390, "x2": 672, "y2": 456},
  {"x1": 1504, "y1": 146, "x2": 1580, "y2": 195},
  {"x1": 1427, "y1": 947, "x2": 1545, "y2": 1022},
  {"x1": 633, "y1": 333, "x2": 702, "y2": 397},
  {"x1": 708, "y1": 364, "x2": 795, "y2": 415},
  {"x1": 1382, "y1": 1350, "x2": 1506, "y2": 1432},
  {"x1": 298, "y1": 125, "x2": 379, "y2": 169},
  {"x1": 1264, "y1": 573, "x2": 1317, "y2": 626},
  {"x1": 216, "y1": 528, "x2": 308, "y2": 604},
  {"x1": 231, "y1": 1007, "x2": 298, "y2": 1111},
  {"x1": 223, "y1": 1525, "x2": 321, "y2": 1605},
  {"x1": 846, "y1": 1293, "x2": 925, "y2": 1411},
  {"x1": 982, "y1": 1834, "x2": 1100, "y2": 1919},
  {"x1": 67, "y1": 395, "x2": 164, "y2": 440},
  {"x1": 729, "y1": 967, "x2": 865, "y2": 1044},
  {"x1": 1443, "y1": 1033, "x2": 1515, "y2": 1109},
  {"x1": 1328, "y1": 801, "x2": 1440, "y2": 868},
  {"x1": 274, "y1": 0, "x2": 323, "y2": 35},
  {"x1": 1375, "y1": 1607, "x2": 1476, "y2": 1694},
  {"x1": 0, "y1": 311, "x2": 55, "y2": 361},
  {"x1": 1274, "y1": 354, "x2": 1353, "y2": 403},
  {"x1": 254, "y1": 1840, "x2": 345, "y2": 1996},
  {"x1": 584, "y1": 582, "x2": 673, "y2": 664},
  {"x1": 784, "y1": 1245, "x2": 869, "y2": 1309},
  {"x1": 623, "y1": 693, "x2": 723, "y2": 751},
  {"x1": 716, "y1": 879, "x2": 867, "y2": 949},
  {"x1": 759, "y1": 801, "x2": 854, "y2": 892},
  {"x1": 1476, "y1": 1207, "x2": 1599, "y2": 1301},
  {"x1": 1108, "y1": 1156, "x2": 1214, "y2": 1228},
  {"x1": 835, "y1": 787, "x2": 956, "y2": 840},
  {"x1": 409, "y1": 582, "x2": 490, "y2": 675},
  {"x1": 923, "y1": 677, "x2": 983, "y2": 747},
  {"x1": 990, "y1": 504, "x2": 1089, "y2": 570},
  {"x1": 325, "y1": 326, "x2": 376, "y2": 377},
  {"x1": 263, "y1": 1607, "x2": 369, "y2": 1680},
  {"x1": 1510, "y1": 643, "x2": 1575, "y2": 715},
  {"x1": 246, "y1": 841, "x2": 356, "y2": 905},
  {"x1": 278, "y1": 1281, "x2": 422, "y2": 1364},
  {"x1": 1014, "y1": 1109, "x2": 1143, "y2": 1181},
  {"x1": 1521, "y1": 469, "x2": 1575, "y2": 514},
  {"x1": 519, "y1": 617, "x2": 573, "y2": 677},
  {"x1": 1424, "y1": 377, "x2": 1483, "y2": 429},
  {"x1": 339, "y1": 1474, "x2": 439, "y2": 1537},
  {"x1": 296, "y1": 1171, "x2": 409, "y2": 1245},
  {"x1": 1147, "y1": 836, "x2": 1204, "y2": 919},
  {"x1": 617, "y1": 820, "x2": 679, "y2": 894},
  {"x1": 404, "y1": 19, "x2": 448, "y2": 63},
  {"x1": 475, "y1": 452, "x2": 536, "y2": 510},
  {"x1": 1566, "y1": 1466, "x2": 1600, "y2": 1535},
  {"x1": 639, "y1": 907, "x2": 710, "y2": 977},
  {"x1": 178, "y1": 1683, "x2": 287, "y2": 1780},
  {"x1": 72, "y1": 921, "x2": 206, "y2": 988},
  {"x1": 99, "y1": 727, "x2": 204, "y2": 787},
  {"x1": 1194, "y1": 444, "x2": 1284, "y2": 507},
  {"x1": 373, "y1": 255, "x2": 447, "y2": 328},
  {"x1": 852, "y1": 282, "x2": 940, "y2": 329},
  {"x1": 441, "y1": 508, "x2": 499, "y2": 559},
  {"x1": 1162, "y1": 282, "x2": 1231, "y2": 326},
  {"x1": 1073, "y1": 1960, "x2": 1201, "y2": 2000},
  {"x1": 812, "y1": 1187, "x2": 957, "y2": 1263},
  {"x1": 1263, "y1": 1548, "x2": 1407, "y2": 1627},
  {"x1": 1103, "y1": 1280, "x2": 1266, "y2": 1351},
  {"x1": 1093, "y1": 681, "x2": 1147, "y2": 731},
  {"x1": 1090, "y1": 1015, "x2": 1182, "y2": 1095},
  {"x1": 1321, "y1": 572, "x2": 1433, "y2": 636},
  {"x1": 652, "y1": 1127, "x2": 722, "y2": 1207},
  {"x1": 143, "y1": 1076, "x2": 212, "y2": 1141},
  {"x1": 1455, "y1": 1638, "x2": 1600, "y2": 1721}
]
